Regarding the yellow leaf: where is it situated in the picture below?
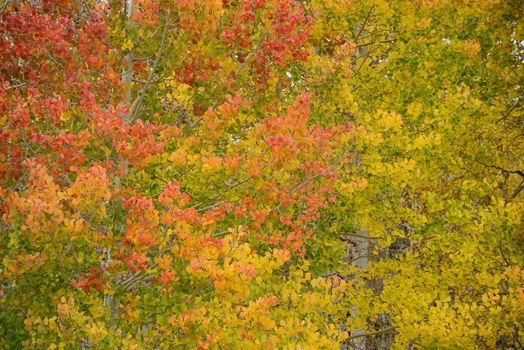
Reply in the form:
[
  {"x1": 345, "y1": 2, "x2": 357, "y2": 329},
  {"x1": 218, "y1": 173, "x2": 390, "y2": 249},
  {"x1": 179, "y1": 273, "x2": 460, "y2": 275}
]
[{"x1": 122, "y1": 38, "x2": 134, "y2": 51}]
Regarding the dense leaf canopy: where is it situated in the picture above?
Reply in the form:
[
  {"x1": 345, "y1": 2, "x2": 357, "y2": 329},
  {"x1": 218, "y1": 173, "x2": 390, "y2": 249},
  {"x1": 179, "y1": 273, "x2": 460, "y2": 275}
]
[{"x1": 0, "y1": 0, "x2": 522, "y2": 349}]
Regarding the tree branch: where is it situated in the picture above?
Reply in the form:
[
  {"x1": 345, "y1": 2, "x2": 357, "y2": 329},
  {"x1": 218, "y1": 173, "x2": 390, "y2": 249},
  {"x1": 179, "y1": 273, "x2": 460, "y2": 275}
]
[
  {"x1": 496, "y1": 100, "x2": 521, "y2": 122},
  {"x1": 347, "y1": 326, "x2": 397, "y2": 341},
  {"x1": 128, "y1": 11, "x2": 171, "y2": 123},
  {"x1": 236, "y1": 22, "x2": 273, "y2": 77},
  {"x1": 475, "y1": 159, "x2": 524, "y2": 179}
]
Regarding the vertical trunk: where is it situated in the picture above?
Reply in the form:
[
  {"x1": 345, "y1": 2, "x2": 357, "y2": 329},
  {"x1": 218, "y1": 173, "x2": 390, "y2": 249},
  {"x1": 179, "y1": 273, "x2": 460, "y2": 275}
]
[
  {"x1": 346, "y1": 20, "x2": 370, "y2": 349},
  {"x1": 100, "y1": 0, "x2": 135, "y2": 339},
  {"x1": 349, "y1": 231, "x2": 369, "y2": 350},
  {"x1": 122, "y1": 0, "x2": 134, "y2": 122}
]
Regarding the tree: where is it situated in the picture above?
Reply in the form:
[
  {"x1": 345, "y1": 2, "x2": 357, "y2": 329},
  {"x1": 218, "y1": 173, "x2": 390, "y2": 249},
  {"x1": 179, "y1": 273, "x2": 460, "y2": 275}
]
[
  {"x1": 0, "y1": 0, "x2": 522, "y2": 349},
  {"x1": 324, "y1": 0, "x2": 524, "y2": 348},
  {"x1": 1, "y1": 0, "x2": 352, "y2": 348}
]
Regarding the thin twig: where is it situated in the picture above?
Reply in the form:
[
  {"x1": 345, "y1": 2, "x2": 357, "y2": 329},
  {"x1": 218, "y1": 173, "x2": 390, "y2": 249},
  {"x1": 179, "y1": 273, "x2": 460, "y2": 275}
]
[
  {"x1": 129, "y1": 11, "x2": 171, "y2": 123},
  {"x1": 0, "y1": 0, "x2": 10, "y2": 13},
  {"x1": 496, "y1": 100, "x2": 521, "y2": 122},
  {"x1": 356, "y1": 38, "x2": 396, "y2": 48},
  {"x1": 236, "y1": 22, "x2": 273, "y2": 77},
  {"x1": 511, "y1": 179, "x2": 524, "y2": 199},
  {"x1": 354, "y1": 6, "x2": 375, "y2": 43}
]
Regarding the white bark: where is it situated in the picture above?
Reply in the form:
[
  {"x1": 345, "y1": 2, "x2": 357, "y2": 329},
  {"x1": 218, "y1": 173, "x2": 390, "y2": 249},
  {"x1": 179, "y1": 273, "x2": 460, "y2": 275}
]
[
  {"x1": 349, "y1": 231, "x2": 369, "y2": 350},
  {"x1": 122, "y1": 0, "x2": 134, "y2": 121}
]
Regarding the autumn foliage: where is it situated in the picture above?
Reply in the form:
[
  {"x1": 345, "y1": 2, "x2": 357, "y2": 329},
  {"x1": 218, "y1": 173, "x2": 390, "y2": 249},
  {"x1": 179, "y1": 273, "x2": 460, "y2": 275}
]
[{"x1": 0, "y1": 0, "x2": 523, "y2": 349}]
